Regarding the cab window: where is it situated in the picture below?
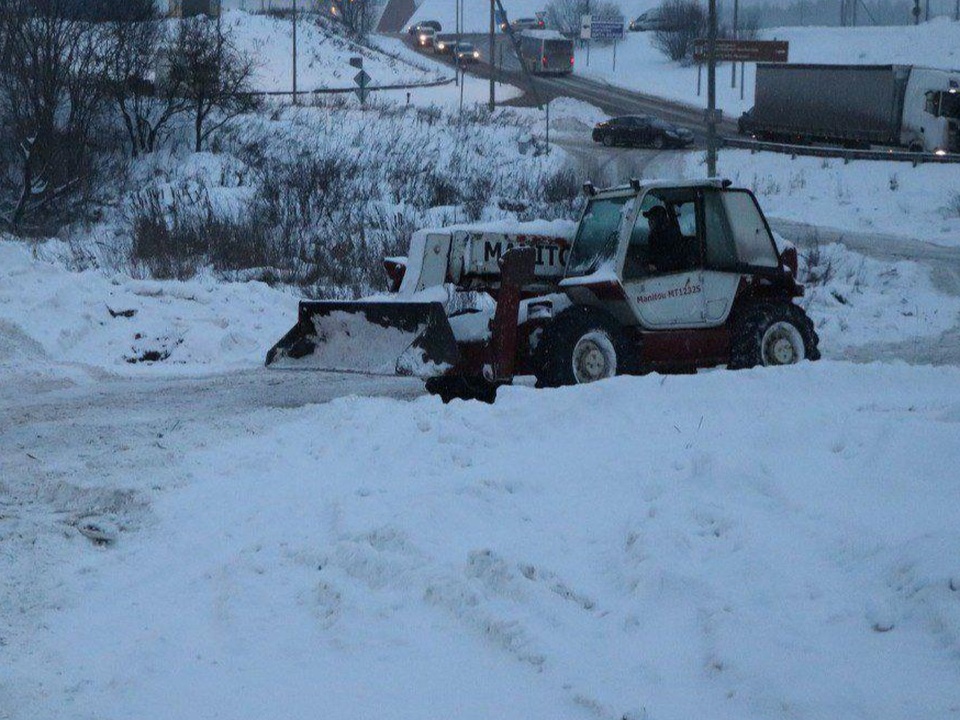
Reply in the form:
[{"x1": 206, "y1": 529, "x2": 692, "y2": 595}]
[
  {"x1": 720, "y1": 190, "x2": 779, "y2": 268},
  {"x1": 623, "y1": 189, "x2": 701, "y2": 280}
]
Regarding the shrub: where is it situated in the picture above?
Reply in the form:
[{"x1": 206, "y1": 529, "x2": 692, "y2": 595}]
[{"x1": 653, "y1": 0, "x2": 707, "y2": 64}]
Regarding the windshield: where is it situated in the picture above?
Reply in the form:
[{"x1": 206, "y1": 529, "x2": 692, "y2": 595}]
[
  {"x1": 566, "y1": 196, "x2": 630, "y2": 276},
  {"x1": 941, "y1": 92, "x2": 960, "y2": 119}
]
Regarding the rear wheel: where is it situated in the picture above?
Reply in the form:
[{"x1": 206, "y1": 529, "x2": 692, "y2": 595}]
[
  {"x1": 728, "y1": 302, "x2": 820, "y2": 370},
  {"x1": 425, "y1": 376, "x2": 498, "y2": 404},
  {"x1": 535, "y1": 307, "x2": 633, "y2": 388}
]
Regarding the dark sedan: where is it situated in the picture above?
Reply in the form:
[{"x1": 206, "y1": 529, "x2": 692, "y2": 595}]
[{"x1": 592, "y1": 115, "x2": 695, "y2": 149}]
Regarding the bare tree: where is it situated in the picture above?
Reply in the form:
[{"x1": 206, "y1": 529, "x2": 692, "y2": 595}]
[
  {"x1": 0, "y1": 0, "x2": 109, "y2": 229},
  {"x1": 102, "y1": 0, "x2": 188, "y2": 157},
  {"x1": 330, "y1": 0, "x2": 381, "y2": 37},
  {"x1": 164, "y1": 16, "x2": 259, "y2": 153},
  {"x1": 545, "y1": 0, "x2": 623, "y2": 38},
  {"x1": 653, "y1": 0, "x2": 707, "y2": 63}
]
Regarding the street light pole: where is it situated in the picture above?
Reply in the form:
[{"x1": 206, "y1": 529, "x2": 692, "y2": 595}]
[
  {"x1": 489, "y1": 0, "x2": 495, "y2": 111},
  {"x1": 706, "y1": 0, "x2": 718, "y2": 177}
]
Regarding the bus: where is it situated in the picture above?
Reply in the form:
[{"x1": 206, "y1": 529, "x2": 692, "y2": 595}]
[{"x1": 518, "y1": 30, "x2": 574, "y2": 76}]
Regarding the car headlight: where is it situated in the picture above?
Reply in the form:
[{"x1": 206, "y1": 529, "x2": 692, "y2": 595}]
[
  {"x1": 419, "y1": 34, "x2": 427, "y2": 41},
  {"x1": 473, "y1": 51, "x2": 479, "y2": 57},
  {"x1": 438, "y1": 42, "x2": 445, "y2": 49},
  {"x1": 935, "y1": 148, "x2": 948, "y2": 156}
]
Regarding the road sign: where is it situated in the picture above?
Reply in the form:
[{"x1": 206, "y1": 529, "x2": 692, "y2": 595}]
[
  {"x1": 590, "y1": 19, "x2": 624, "y2": 41},
  {"x1": 349, "y1": 56, "x2": 363, "y2": 69},
  {"x1": 354, "y1": 66, "x2": 371, "y2": 104},
  {"x1": 580, "y1": 14, "x2": 591, "y2": 39},
  {"x1": 694, "y1": 39, "x2": 789, "y2": 63}
]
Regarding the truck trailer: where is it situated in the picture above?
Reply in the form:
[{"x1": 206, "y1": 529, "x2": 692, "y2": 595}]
[{"x1": 740, "y1": 64, "x2": 960, "y2": 154}]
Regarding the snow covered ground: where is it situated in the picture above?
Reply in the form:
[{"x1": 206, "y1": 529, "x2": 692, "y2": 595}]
[
  {"x1": 3, "y1": 355, "x2": 960, "y2": 720},
  {"x1": 577, "y1": 18, "x2": 960, "y2": 116},
  {"x1": 632, "y1": 148, "x2": 960, "y2": 247},
  {"x1": 226, "y1": 10, "x2": 443, "y2": 93}
]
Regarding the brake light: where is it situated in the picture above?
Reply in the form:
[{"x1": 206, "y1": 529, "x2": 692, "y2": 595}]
[
  {"x1": 570, "y1": 56, "x2": 574, "y2": 65},
  {"x1": 542, "y1": 55, "x2": 547, "y2": 66}
]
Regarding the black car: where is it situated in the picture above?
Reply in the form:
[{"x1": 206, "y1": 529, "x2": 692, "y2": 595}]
[{"x1": 592, "y1": 115, "x2": 695, "y2": 149}]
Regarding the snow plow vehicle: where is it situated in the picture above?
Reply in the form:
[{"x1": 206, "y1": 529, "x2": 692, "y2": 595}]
[{"x1": 266, "y1": 178, "x2": 820, "y2": 402}]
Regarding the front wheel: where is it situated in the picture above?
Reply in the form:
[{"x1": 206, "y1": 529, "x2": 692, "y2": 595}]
[
  {"x1": 535, "y1": 307, "x2": 633, "y2": 388},
  {"x1": 728, "y1": 302, "x2": 821, "y2": 370},
  {"x1": 651, "y1": 134, "x2": 665, "y2": 149},
  {"x1": 602, "y1": 133, "x2": 615, "y2": 147}
]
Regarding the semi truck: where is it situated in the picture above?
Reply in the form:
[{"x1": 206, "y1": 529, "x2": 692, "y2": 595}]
[
  {"x1": 518, "y1": 30, "x2": 574, "y2": 75},
  {"x1": 739, "y1": 64, "x2": 960, "y2": 154}
]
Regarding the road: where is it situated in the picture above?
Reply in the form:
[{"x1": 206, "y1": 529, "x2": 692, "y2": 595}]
[{"x1": 399, "y1": 32, "x2": 738, "y2": 142}]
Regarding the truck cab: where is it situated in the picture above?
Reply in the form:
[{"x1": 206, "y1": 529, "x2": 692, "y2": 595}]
[{"x1": 901, "y1": 67, "x2": 960, "y2": 153}]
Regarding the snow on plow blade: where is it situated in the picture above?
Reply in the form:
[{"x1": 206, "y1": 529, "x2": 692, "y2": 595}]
[{"x1": 265, "y1": 301, "x2": 459, "y2": 377}]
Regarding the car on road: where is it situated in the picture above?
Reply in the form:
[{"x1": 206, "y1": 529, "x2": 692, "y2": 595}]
[
  {"x1": 628, "y1": 9, "x2": 673, "y2": 31},
  {"x1": 453, "y1": 42, "x2": 481, "y2": 64},
  {"x1": 415, "y1": 27, "x2": 437, "y2": 48},
  {"x1": 408, "y1": 20, "x2": 441, "y2": 34},
  {"x1": 509, "y1": 17, "x2": 545, "y2": 31},
  {"x1": 592, "y1": 115, "x2": 695, "y2": 149},
  {"x1": 433, "y1": 36, "x2": 455, "y2": 54}
]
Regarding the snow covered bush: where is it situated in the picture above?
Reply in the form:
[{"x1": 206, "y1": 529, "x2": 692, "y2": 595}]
[{"x1": 122, "y1": 100, "x2": 581, "y2": 296}]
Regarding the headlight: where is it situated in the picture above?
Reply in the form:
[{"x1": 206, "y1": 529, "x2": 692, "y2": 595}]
[
  {"x1": 935, "y1": 148, "x2": 948, "y2": 156},
  {"x1": 473, "y1": 51, "x2": 479, "y2": 58},
  {"x1": 438, "y1": 42, "x2": 445, "y2": 49},
  {"x1": 419, "y1": 34, "x2": 427, "y2": 41}
]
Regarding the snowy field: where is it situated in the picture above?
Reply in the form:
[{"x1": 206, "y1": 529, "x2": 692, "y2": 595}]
[{"x1": 577, "y1": 18, "x2": 960, "y2": 115}]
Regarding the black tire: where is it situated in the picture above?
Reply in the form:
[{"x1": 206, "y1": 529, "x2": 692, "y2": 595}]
[
  {"x1": 425, "y1": 376, "x2": 498, "y2": 404},
  {"x1": 728, "y1": 302, "x2": 821, "y2": 370},
  {"x1": 602, "y1": 133, "x2": 615, "y2": 147},
  {"x1": 651, "y1": 134, "x2": 665, "y2": 149},
  {"x1": 535, "y1": 306, "x2": 633, "y2": 388}
]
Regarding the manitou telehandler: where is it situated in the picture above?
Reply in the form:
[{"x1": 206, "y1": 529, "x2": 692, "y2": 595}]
[{"x1": 266, "y1": 178, "x2": 820, "y2": 402}]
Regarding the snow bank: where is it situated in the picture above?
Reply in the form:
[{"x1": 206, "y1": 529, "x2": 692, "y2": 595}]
[
  {"x1": 10, "y1": 360, "x2": 960, "y2": 720},
  {"x1": 0, "y1": 241, "x2": 296, "y2": 378},
  {"x1": 578, "y1": 18, "x2": 960, "y2": 116}
]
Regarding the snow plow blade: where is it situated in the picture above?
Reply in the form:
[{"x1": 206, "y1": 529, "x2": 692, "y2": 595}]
[{"x1": 265, "y1": 301, "x2": 460, "y2": 378}]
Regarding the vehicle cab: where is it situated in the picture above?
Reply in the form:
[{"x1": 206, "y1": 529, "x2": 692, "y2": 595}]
[{"x1": 559, "y1": 179, "x2": 801, "y2": 330}]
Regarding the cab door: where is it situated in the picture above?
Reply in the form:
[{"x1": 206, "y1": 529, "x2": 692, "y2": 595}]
[{"x1": 619, "y1": 189, "x2": 707, "y2": 329}]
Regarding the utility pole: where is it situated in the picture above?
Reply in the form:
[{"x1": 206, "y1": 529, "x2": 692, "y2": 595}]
[
  {"x1": 489, "y1": 0, "x2": 496, "y2": 110},
  {"x1": 707, "y1": 0, "x2": 718, "y2": 177},
  {"x1": 292, "y1": 0, "x2": 298, "y2": 104},
  {"x1": 455, "y1": 0, "x2": 459, "y2": 87},
  {"x1": 731, "y1": 0, "x2": 738, "y2": 88}
]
